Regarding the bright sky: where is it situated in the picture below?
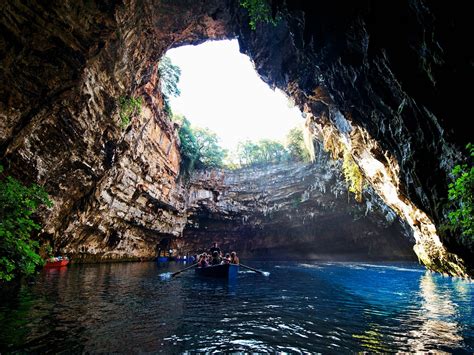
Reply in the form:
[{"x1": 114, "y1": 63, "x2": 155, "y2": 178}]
[{"x1": 166, "y1": 39, "x2": 303, "y2": 151}]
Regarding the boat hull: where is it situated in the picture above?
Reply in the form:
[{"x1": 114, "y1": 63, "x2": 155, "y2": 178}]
[
  {"x1": 45, "y1": 260, "x2": 69, "y2": 268},
  {"x1": 195, "y1": 263, "x2": 239, "y2": 279}
]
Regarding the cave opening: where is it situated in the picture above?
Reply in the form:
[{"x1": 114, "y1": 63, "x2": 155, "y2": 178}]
[
  {"x1": 1, "y1": 1, "x2": 473, "y2": 352},
  {"x1": 163, "y1": 39, "x2": 303, "y2": 155},
  {"x1": 0, "y1": 0, "x2": 467, "y2": 277},
  {"x1": 157, "y1": 40, "x2": 416, "y2": 262}
]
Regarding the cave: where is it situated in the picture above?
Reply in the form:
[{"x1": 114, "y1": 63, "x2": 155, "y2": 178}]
[
  {"x1": 1, "y1": 1, "x2": 474, "y2": 352},
  {"x1": 0, "y1": 0, "x2": 472, "y2": 278}
]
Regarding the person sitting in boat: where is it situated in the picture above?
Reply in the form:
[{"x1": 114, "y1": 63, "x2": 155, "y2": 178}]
[
  {"x1": 198, "y1": 253, "x2": 208, "y2": 268},
  {"x1": 230, "y1": 251, "x2": 239, "y2": 264},
  {"x1": 209, "y1": 242, "x2": 221, "y2": 255},
  {"x1": 221, "y1": 253, "x2": 231, "y2": 264},
  {"x1": 210, "y1": 251, "x2": 221, "y2": 265}
]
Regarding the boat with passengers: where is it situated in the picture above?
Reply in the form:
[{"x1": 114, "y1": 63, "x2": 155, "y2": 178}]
[{"x1": 195, "y1": 263, "x2": 239, "y2": 279}]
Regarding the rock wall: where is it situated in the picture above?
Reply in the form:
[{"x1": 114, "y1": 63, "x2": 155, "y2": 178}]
[
  {"x1": 182, "y1": 160, "x2": 414, "y2": 260},
  {"x1": 0, "y1": 1, "x2": 471, "y2": 275},
  {"x1": 234, "y1": 1, "x2": 473, "y2": 276},
  {"x1": 0, "y1": 0, "x2": 233, "y2": 261}
]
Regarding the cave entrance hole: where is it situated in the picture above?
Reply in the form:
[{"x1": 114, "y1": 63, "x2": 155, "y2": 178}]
[
  {"x1": 157, "y1": 40, "x2": 415, "y2": 262},
  {"x1": 162, "y1": 39, "x2": 306, "y2": 165}
]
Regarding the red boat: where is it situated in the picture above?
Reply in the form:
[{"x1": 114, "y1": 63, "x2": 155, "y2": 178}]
[{"x1": 44, "y1": 258, "x2": 70, "y2": 268}]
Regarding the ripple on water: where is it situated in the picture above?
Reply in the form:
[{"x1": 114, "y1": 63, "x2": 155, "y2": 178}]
[{"x1": 0, "y1": 261, "x2": 473, "y2": 353}]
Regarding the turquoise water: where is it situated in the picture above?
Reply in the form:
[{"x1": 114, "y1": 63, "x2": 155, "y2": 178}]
[{"x1": 0, "y1": 261, "x2": 473, "y2": 353}]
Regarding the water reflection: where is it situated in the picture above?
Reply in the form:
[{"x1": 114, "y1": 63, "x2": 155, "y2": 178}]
[{"x1": 408, "y1": 272, "x2": 465, "y2": 352}]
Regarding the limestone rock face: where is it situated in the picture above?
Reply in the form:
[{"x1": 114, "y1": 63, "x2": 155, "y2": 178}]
[
  {"x1": 0, "y1": 1, "x2": 471, "y2": 274},
  {"x1": 234, "y1": 2, "x2": 473, "y2": 276},
  {"x1": 183, "y1": 161, "x2": 414, "y2": 260},
  {"x1": 0, "y1": 0, "x2": 233, "y2": 261}
]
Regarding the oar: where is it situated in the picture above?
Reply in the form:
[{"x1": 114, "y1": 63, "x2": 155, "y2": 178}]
[
  {"x1": 171, "y1": 262, "x2": 198, "y2": 277},
  {"x1": 239, "y1": 263, "x2": 270, "y2": 276}
]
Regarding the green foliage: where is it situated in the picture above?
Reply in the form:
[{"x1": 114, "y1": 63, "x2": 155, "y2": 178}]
[
  {"x1": 174, "y1": 115, "x2": 227, "y2": 177},
  {"x1": 319, "y1": 132, "x2": 364, "y2": 202},
  {"x1": 240, "y1": 0, "x2": 279, "y2": 30},
  {"x1": 193, "y1": 127, "x2": 227, "y2": 169},
  {"x1": 342, "y1": 150, "x2": 364, "y2": 202},
  {"x1": 286, "y1": 127, "x2": 311, "y2": 162},
  {"x1": 446, "y1": 143, "x2": 474, "y2": 248},
  {"x1": 175, "y1": 115, "x2": 198, "y2": 175},
  {"x1": 237, "y1": 139, "x2": 289, "y2": 166},
  {"x1": 174, "y1": 120, "x2": 310, "y2": 173},
  {"x1": 119, "y1": 96, "x2": 142, "y2": 129},
  {"x1": 159, "y1": 56, "x2": 181, "y2": 116},
  {"x1": 0, "y1": 165, "x2": 52, "y2": 281}
]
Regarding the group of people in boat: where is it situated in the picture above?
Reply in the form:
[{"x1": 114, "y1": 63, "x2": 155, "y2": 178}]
[{"x1": 197, "y1": 243, "x2": 239, "y2": 268}]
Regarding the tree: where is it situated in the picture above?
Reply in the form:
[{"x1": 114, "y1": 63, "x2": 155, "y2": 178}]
[
  {"x1": 236, "y1": 139, "x2": 288, "y2": 166},
  {"x1": 175, "y1": 116, "x2": 199, "y2": 176},
  {"x1": 0, "y1": 165, "x2": 52, "y2": 281},
  {"x1": 174, "y1": 115, "x2": 226, "y2": 176},
  {"x1": 446, "y1": 143, "x2": 473, "y2": 250},
  {"x1": 259, "y1": 139, "x2": 287, "y2": 163},
  {"x1": 286, "y1": 127, "x2": 311, "y2": 162},
  {"x1": 193, "y1": 128, "x2": 227, "y2": 169},
  {"x1": 158, "y1": 56, "x2": 181, "y2": 115},
  {"x1": 236, "y1": 140, "x2": 259, "y2": 166}
]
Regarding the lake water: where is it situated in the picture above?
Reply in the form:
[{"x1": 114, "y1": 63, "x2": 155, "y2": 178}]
[{"x1": 0, "y1": 261, "x2": 473, "y2": 353}]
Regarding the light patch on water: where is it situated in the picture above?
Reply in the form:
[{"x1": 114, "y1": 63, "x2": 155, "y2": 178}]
[
  {"x1": 295, "y1": 332, "x2": 309, "y2": 339},
  {"x1": 160, "y1": 272, "x2": 172, "y2": 280},
  {"x1": 229, "y1": 339, "x2": 265, "y2": 349},
  {"x1": 344, "y1": 264, "x2": 368, "y2": 270},
  {"x1": 298, "y1": 263, "x2": 323, "y2": 269},
  {"x1": 264, "y1": 304, "x2": 281, "y2": 309},
  {"x1": 358, "y1": 264, "x2": 425, "y2": 273},
  {"x1": 277, "y1": 324, "x2": 294, "y2": 331}
]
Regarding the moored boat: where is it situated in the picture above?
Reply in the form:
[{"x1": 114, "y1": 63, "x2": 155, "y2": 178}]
[
  {"x1": 45, "y1": 257, "x2": 69, "y2": 268},
  {"x1": 195, "y1": 263, "x2": 239, "y2": 279}
]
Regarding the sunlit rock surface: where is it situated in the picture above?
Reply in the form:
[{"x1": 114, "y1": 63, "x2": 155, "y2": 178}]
[
  {"x1": 183, "y1": 161, "x2": 414, "y2": 260},
  {"x1": 0, "y1": 1, "x2": 471, "y2": 274},
  {"x1": 235, "y1": 2, "x2": 473, "y2": 276},
  {"x1": 0, "y1": 0, "x2": 232, "y2": 262}
]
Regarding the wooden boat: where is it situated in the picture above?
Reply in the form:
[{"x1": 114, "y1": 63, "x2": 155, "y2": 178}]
[
  {"x1": 195, "y1": 263, "x2": 239, "y2": 279},
  {"x1": 45, "y1": 259, "x2": 69, "y2": 268}
]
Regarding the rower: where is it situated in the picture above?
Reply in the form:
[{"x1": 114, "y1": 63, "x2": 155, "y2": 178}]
[
  {"x1": 197, "y1": 253, "x2": 208, "y2": 267},
  {"x1": 209, "y1": 242, "x2": 221, "y2": 255},
  {"x1": 210, "y1": 251, "x2": 221, "y2": 265},
  {"x1": 230, "y1": 251, "x2": 239, "y2": 264}
]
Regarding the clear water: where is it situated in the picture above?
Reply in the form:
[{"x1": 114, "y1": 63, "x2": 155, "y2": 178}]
[{"x1": 0, "y1": 261, "x2": 472, "y2": 353}]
